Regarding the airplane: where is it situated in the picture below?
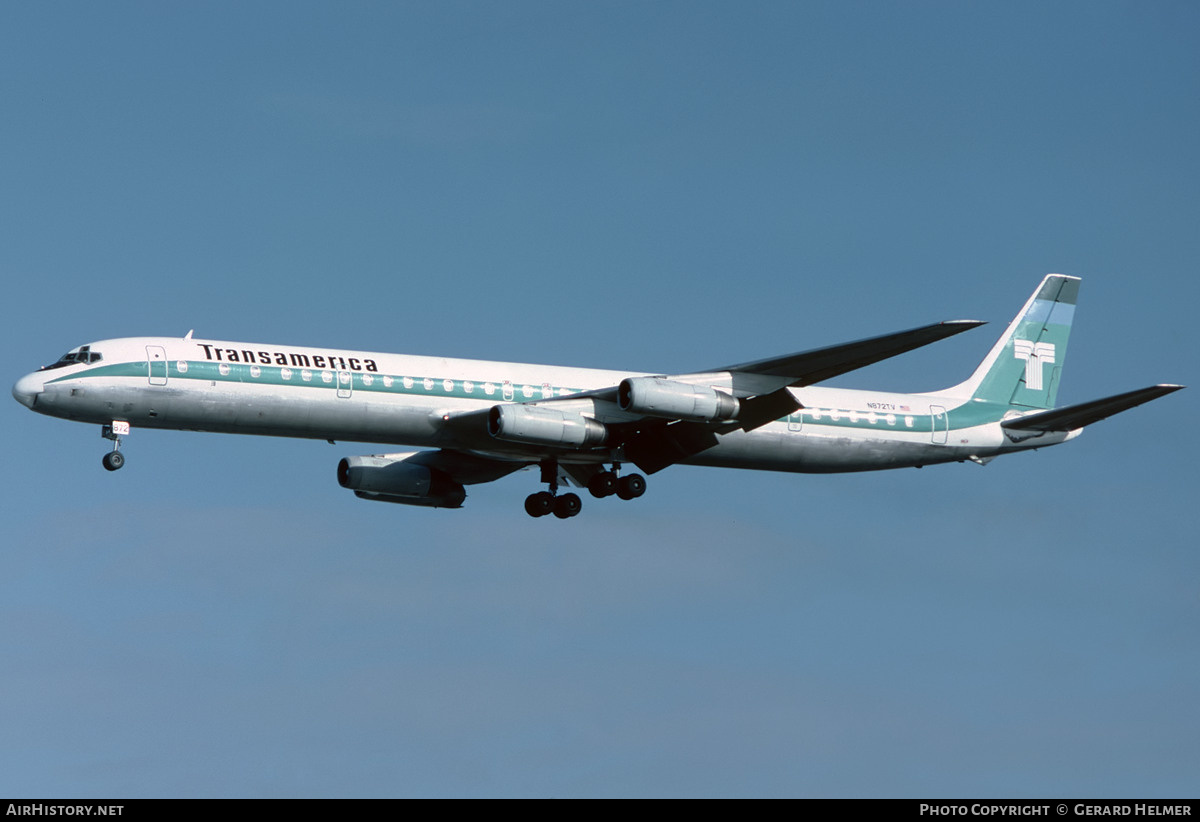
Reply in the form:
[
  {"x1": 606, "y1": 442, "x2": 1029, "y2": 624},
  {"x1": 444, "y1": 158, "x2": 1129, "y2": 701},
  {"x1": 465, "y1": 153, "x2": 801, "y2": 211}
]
[{"x1": 12, "y1": 274, "x2": 1183, "y2": 519}]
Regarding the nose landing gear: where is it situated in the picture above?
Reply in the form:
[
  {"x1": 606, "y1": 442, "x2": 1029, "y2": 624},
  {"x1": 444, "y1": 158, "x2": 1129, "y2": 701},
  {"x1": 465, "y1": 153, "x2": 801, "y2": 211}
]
[{"x1": 101, "y1": 421, "x2": 129, "y2": 471}]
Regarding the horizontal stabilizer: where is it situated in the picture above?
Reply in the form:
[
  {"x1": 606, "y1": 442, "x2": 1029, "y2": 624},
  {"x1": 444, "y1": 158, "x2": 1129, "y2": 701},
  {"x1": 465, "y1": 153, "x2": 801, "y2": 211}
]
[
  {"x1": 1001, "y1": 384, "x2": 1184, "y2": 432},
  {"x1": 718, "y1": 320, "x2": 984, "y2": 386}
]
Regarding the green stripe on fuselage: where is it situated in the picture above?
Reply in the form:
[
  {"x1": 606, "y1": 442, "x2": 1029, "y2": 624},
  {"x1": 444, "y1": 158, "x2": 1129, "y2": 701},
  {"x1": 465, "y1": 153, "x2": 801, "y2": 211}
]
[{"x1": 49, "y1": 359, "x2": 583, "y2": 403}]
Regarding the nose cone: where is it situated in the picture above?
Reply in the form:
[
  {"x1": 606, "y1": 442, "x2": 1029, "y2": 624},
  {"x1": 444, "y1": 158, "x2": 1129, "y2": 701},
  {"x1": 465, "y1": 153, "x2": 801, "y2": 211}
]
[{"x1": 12, "y1": 372, "x2": 42, "y2": 408}]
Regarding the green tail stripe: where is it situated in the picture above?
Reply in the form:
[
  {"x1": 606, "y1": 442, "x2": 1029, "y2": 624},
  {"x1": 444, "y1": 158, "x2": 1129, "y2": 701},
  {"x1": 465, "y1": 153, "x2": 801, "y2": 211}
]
[{"x1": 957, "y1": 274, "x2": 1078, "y2": 410}]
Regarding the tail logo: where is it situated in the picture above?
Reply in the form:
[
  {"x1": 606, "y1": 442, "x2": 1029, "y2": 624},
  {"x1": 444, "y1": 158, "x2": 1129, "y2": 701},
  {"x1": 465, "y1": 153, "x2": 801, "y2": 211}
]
[{"x1": 1013, "y1": 340, "x2": 1056, "y2": 391}]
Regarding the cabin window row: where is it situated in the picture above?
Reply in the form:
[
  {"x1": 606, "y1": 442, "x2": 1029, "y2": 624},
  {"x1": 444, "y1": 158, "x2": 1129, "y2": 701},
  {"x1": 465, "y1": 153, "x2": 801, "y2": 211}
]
[
  {"x1": 800, "y1": 408, "x2": 917, "y2": 427},
  {"x1": 184, "y1": 359, "x2": 580, "y2": 398}
]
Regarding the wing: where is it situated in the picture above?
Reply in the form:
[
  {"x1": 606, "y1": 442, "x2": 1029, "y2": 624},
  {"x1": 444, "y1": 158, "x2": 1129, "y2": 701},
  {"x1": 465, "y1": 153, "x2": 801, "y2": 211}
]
[
  {"x1": 703, "y1": 319, "x2": 986, "y2": 431},
  {"x1": 446, "y1": 319, "x2": 984, "y2": 474},
  {"x1": 713, "y1": 320, "x2": 985, "y2": 387}
]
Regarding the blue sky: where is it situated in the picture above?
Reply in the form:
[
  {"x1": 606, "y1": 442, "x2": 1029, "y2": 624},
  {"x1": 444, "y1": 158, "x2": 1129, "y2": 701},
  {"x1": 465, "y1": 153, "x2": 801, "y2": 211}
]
[{"x1": 2, "y1": 1, "x2": 1197, "y2": 797}]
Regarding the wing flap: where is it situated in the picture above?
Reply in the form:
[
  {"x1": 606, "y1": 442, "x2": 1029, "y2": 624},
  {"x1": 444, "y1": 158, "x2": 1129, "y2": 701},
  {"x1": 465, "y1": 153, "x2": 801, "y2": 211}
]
[
  {"x1": 735, "y1": 387, "x2": 803, "y2": 432},
  {"x1": 624, "y1": 420, "x2": 721, "y2": 475}
]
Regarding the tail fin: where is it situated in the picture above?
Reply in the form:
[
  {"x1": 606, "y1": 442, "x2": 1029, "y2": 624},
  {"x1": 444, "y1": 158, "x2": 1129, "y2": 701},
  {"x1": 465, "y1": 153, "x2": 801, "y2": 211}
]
[{"x1": 946, "y1": 274, "x2": 1079, "y2": 409}]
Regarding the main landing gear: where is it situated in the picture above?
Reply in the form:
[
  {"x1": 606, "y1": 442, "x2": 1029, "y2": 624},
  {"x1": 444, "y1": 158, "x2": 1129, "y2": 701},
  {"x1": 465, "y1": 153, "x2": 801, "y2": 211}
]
[
  {"x1": 101, "y1": 421, "x2": 128, "y2": 471},
  {"x1": 524, "y1": 489, "x2": 581, "y2": 519},
  {"x1": 586, "y1": 468, "x2": 646, "y2": 501},
  {"x1": 524, "y1": 460, "x2": 646, "y2": 519}
]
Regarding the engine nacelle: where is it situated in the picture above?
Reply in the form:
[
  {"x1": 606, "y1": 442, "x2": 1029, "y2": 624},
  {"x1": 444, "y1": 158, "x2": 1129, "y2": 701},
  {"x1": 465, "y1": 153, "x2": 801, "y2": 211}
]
[
  {"x1": 487, "y1": 404, "x2": 607, "y2": 447},
  {"x1": 337, "y1": 453, "x2": 466, "y2": 508},
  {"x1": 618, "y1": 377, "x2": 740, "y2": 422}
]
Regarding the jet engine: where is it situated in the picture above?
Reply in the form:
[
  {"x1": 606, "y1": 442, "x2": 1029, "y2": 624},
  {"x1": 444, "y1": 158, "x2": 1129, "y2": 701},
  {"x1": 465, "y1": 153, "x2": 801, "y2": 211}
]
[
  {"x1": 337, "y1": 453, "x2": 466, "y2": 508},
  {"x1": 618, "y1": 377, "x2": 740, "y2": 422},
  {"x1": 487, "y1": 404, "x2": 607, "y2": 447}
]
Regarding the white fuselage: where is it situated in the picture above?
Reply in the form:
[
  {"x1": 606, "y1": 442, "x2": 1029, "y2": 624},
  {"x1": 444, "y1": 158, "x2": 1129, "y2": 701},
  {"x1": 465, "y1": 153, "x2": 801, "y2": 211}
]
[{"x1": 13, "y1": 335, "x2": 1072, "y2": 474}]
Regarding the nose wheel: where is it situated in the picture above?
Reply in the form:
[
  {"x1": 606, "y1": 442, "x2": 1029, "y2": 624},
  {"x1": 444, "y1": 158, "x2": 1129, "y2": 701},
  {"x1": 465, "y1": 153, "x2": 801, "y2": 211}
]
[{"x1": 101, "y1": 421, "x2": 129, "y2": 471}]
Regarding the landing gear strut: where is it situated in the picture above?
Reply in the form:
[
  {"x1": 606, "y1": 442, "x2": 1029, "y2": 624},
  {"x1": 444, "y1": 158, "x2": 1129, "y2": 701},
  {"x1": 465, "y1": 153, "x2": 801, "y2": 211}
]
[
  {"x1": 101, "y1": 421, "x2": 128, "y2": 471},
  {"x1": 524, "y1": 459, "x2": 583, "y2": 519}
]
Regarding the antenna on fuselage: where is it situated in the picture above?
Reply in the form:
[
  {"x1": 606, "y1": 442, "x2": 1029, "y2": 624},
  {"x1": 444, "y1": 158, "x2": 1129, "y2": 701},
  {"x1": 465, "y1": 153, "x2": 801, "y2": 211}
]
[{"x1": 184, "y1": 330, "x2": 194, "y2": 340}]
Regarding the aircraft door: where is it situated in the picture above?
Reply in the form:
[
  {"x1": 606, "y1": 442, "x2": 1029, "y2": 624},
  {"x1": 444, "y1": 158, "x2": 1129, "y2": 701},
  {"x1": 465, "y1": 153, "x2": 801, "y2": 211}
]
[
  {"x1": 146, "y1": 346, "x2": 168, "y2": 386},
  {"x1": 930, "y1": 406, "x2": 948, "y2": 444},
  {"x1": 337, "y1": 370, "x2": 353, "y2": 399}
]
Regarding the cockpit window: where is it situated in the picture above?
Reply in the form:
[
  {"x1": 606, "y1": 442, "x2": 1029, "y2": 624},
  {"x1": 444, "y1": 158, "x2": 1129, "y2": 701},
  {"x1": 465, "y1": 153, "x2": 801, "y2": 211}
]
[{"x1": 40, "y1": 345, "x2": 102, "y2": 370}]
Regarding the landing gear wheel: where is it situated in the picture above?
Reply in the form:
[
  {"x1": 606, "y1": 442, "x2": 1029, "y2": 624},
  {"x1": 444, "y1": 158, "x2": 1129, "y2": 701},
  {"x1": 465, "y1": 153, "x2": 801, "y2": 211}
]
[
  {"x1": 616, "y1": 473, "x2": 646, "y2": 500},
  {"x1": 587, "y1": 471, "x2": 618, "y2": 498},
  {"x1": 102, "y1": 451, "x2": 125, "y2": 472},
  {"x1": 524, "y1": 491, "x2": 554, "y2": 518},
  {"x1": 553, "y1": 492, "x2": 582, "y2": 519}
]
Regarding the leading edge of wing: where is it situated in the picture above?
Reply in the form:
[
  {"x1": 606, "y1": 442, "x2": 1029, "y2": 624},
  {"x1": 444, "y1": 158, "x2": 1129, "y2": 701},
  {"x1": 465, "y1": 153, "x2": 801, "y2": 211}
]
[{"x1": 716, "y1": 319, "x2": 985, "y2": 387}]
